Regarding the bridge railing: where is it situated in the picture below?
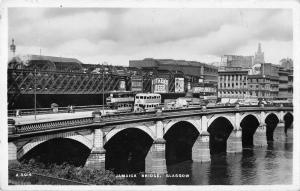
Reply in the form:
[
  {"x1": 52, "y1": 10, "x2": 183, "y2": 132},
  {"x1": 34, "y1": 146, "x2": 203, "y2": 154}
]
[
  {"x1": 8, "y1": 103, "x2": 288, "y2": 117},
  {"x1": 11, "y1": 117, "x2": 94, "y2": 134},
  {"x1": 8, "y1": 105, "x2": 109, "y2": 117}
]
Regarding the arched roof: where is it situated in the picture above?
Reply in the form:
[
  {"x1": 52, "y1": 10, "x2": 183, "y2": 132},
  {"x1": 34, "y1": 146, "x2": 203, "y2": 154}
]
[{"x1": 9, "y1": 54, "x2": 83, "y2": 71}]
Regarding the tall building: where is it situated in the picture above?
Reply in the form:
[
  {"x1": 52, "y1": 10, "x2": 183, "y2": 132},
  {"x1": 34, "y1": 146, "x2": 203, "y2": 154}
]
[
  {"x1": 218, "y1": 67, "x2": 249, "y2": 99},
  {"x1": 248, "y1": 63, "x2": 279, "y2": 100},
  {"x1": 253, "y1": 43, "x2": 265, "y2": 65}
]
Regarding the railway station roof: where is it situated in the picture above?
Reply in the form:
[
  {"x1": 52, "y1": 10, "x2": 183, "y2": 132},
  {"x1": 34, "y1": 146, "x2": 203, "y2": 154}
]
[{"x1": 9, "y1": 54, "x2": 83, "y2": 71}]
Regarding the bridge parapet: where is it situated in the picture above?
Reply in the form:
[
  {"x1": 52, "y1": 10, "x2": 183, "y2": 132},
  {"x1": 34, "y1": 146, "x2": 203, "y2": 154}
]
[
  {"x1": 8, "y1": 106, "x2": 293, "y2": 141},
  {"x1": 11, "y1": 117, "x2": 94, "y2": 135}
]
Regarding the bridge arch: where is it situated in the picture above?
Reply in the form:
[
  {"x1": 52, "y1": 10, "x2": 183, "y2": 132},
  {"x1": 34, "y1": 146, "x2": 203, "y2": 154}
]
[
  {"x1": 164, "y1": 119, "x2": 201, "y2": 136},
  {"x1": 240, "y1": 114, "x2": 260, "y2": 148},
  {"x1": 163, "y1": 121, "x2": 200, "y2": 165},
  {"x1": 207, "y1": 117, "x2": 234, "y2": 155},
  {"x1": 104, "y1": 125, "x2": 155, "y2": 144},
  {"x1": 18, "y1": 132, "x2": 93, "y2": 160},
  {"x1": 104, "y1": 127, "x2": 154, "y2": 173},
  {"x1": 207, "y1": 115, "x2": 235, "y2": 131},
  {"x1": 265, "y1": 113, "x2": 280, "y2": 142},
  {"x1": 240, "y1": 113, "x2": 260, "y2": 125},
  {"x1": 264, "y1": 112, "x2": 280, "y2": 124},
  {"x1": 283, "y1": 112, "x2": 293, "y2": 135}
]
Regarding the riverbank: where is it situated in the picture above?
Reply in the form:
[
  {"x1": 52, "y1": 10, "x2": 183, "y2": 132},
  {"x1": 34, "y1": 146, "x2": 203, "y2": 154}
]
[{"x1": 9, "y1": 160, "x2": 134, "y2": 185}]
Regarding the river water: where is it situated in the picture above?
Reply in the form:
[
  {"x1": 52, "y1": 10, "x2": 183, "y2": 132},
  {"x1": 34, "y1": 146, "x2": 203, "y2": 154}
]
[{"x1": 127, "y1": 125, "x2": 293, "y2": 185}]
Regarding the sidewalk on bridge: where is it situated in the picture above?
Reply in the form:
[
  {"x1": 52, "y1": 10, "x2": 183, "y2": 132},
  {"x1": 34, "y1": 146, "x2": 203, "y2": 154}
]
[{"x1": 10, "y1": 111, "x2": 95, "y2": 125}]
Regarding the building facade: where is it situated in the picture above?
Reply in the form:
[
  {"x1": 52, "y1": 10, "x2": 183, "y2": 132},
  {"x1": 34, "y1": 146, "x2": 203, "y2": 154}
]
[
  {"x1": 247, "y1": 63, "x2": 279, "y2": 100},
  {"x1": 218, "y1": 67, "x2": 249, "y2": 99},
  {"x1": 287, "y1": 69, "x2": 293, "y2": 101},
  {"x1": 221, "y1": 55, "x2": 254, "y2": 69},
  {"x1": 129, "y1": 58, "x2": 218, "y2": 96},
  {"x1": 248, "y1": 75, "x2": 271, "y2": 100},
  {"x1": 129, "y1": 58, "x2": 218, "y2": 83},
  {"x1": 278, "y1": 68, "x2": 290, "y2": 100}
]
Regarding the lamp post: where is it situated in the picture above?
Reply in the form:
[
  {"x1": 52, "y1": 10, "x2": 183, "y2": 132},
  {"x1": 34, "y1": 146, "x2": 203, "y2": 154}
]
[
  {"x1": 102, "y1": 63, "x2": 105, "y2": 114},
  {"x1": 34, "y1": 66, "x2": 37, "y2": 121},
  {"x1": 34, "y1": 48, "x2": 41, "y2": 121}
]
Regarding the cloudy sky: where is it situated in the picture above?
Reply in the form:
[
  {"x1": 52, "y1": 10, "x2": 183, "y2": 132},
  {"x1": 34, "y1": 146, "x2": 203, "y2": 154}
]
[{"x1": 8, "y1": 8, "x2": 292, "y2": 66}]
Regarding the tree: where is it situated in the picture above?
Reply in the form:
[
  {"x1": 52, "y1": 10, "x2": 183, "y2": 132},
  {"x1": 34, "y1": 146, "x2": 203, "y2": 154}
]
[{"x1": 280, "y1": 58, "x2": 293, "y2": 70}]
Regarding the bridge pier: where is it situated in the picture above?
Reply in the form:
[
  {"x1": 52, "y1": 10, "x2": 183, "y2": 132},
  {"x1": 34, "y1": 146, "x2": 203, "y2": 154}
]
[
  {"x1": 254, "y1": 123, "x2": 267, "y2": 147},
  {"x1": 192, "y1": 131, "x2": 210, "y2": 162},
  {"x1": 145, "y1": 138, "x2": 167, "y2": 174},
  {"x1": 85, "y1": 128, "x2": 105, "y2": 169},
  {"x1": 8, "y1": 142, "x2": 18, "y2": 164},
  {"x1": 227, "y1": 130, "x2": 242, "y2": 153},
  {"x1": 145, "y1": 120, "x2": 166, "y2": 174},
  {"x1": 8, "y1": 120, "x2": 18, "y2": 164}
]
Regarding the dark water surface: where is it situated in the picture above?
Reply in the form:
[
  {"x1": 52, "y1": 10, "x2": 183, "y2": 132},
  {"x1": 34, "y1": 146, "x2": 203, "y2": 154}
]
[{"x1": 129, "y1": 126, "x2": 293, "y2": 185}]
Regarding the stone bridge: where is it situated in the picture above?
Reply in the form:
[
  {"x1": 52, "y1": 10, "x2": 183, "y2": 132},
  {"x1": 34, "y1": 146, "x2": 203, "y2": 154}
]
[{"x1": 8, "y1": 106, "x2": 293, "y2": 174}]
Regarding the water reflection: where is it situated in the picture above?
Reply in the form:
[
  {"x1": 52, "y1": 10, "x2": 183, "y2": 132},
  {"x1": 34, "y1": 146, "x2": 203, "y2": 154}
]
[
  {"x1": 208, "y1": 154, "x2": 231, "y2": 185},
  {"x1": 130, "y1": 125, "x2": 293, "y2": 185},
  {"x1": 240, "y1": 149, "x2": 256, "y2": 185}
]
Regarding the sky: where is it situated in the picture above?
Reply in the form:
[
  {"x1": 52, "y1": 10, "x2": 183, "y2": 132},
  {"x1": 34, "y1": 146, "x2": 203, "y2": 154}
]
[{"x1": 8, "y1": 8, "x2": 293, "y2": 66}]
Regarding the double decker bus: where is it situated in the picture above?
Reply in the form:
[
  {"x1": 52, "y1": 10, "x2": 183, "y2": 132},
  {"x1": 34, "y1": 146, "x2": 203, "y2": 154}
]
[
  {"x1": 106, "y1": 91, "x2": 135, "y2": 113},
  {"x1": 134, "y1": 93, "x2": 161, "y2": 112}
]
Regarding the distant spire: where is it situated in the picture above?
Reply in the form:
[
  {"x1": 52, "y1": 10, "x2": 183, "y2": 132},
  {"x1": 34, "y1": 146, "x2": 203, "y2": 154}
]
[
  {"x1": 253, "y1": 42, "x2": 265, "y2": 65},
  {"x1": 257, "y1": 43, "x2": 262, "y2": 53},
  {"x1": 10, "y1": 38, "x2": 16, "y2": 56}
]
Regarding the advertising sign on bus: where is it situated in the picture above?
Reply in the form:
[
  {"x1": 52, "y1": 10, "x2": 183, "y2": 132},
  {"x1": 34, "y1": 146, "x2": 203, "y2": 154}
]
[
  {"x1": 152, "y1": 78, "x2": 168, "y2": 93},
  {"x1": 175, "y1": 78, "x2": 184, "y2": 93}
]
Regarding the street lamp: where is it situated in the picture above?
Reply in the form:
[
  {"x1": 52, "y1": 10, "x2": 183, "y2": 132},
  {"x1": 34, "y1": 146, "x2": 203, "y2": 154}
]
[
  {"x1": 34, "y1": 66, "x2": 37, "y2": 121},
  {"x1": 101, "y1": 63, "x2": 105, "y2": 115},
  {"x1": 34, "y1": 48, "x2": 41, "y2": 121}
]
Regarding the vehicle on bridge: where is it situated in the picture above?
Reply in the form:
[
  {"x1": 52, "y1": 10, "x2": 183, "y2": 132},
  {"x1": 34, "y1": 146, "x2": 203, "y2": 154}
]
[
  {"x1": 106, "y1": 91, "x2": 135, "y2": 113},
  {"x1": 134, "y1": 93, "x2": 161, "y2": 112}
]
